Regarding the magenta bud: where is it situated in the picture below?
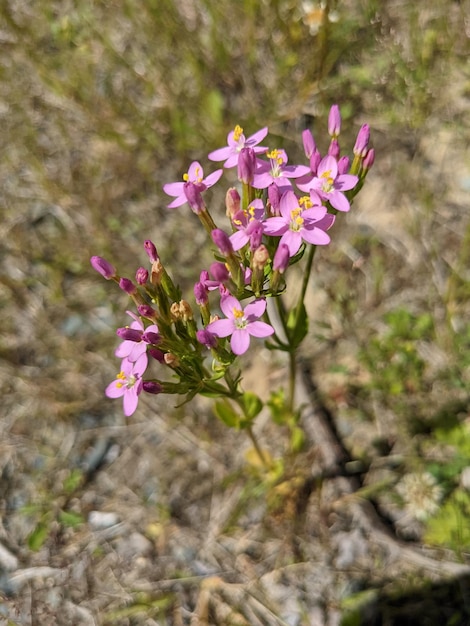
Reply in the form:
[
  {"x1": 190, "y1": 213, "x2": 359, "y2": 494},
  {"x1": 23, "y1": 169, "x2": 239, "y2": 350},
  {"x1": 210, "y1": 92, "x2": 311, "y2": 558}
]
[
  {"x1": 184, "y1": 181, "x2": 205, "y2": 214},
  {"x1": 309, "y1": 149, "x2": 322, "y2": 176},
  {"x1": 194, "y1": 281, "x2": 208, "y2": 305},
  {"x1": 116, "y1": 327, "x2": 143, "y2": 342},
  {"x1": 138, "y1": 304, "x2": 156, "y2": 319},
  {"x1": 210, "y1": 261, "x2": 230, "y2": 282},
  {"x1": 211, "y1": 229, "x2": 233, "y2": 256},
  {"x1": 119, "y1": 277, "x2": 136, "y2": 295},
  {"x1": 135, "y1": 267, "x2": 149, "y2": 285},
  {"x1": 144, "y1": 240, "x2": 158, "y2": 263},
  {"x1": 247, "y1": 221, "x2": 263, "y2": 250},
  {"x1": 302, "y1": 129, "x2": 316, "y2": 159},
  {"x1": 237, "y1": 147, "x2": 256, "y2": 184},
  {"x1": 328, "y1": 139, "x2": 340, "y2": 159},
  {"x1": 196, "y1": 328, "x2": 217, "y2": 348},
  {"x1": 267, "y1": 183, "x2": 281, "y2": 215},
  {"x1": 148, "y1": 348, "x2": 164, "y2": 362},
  {"x1": 142, "y1": 381, "x2": 163, "y2": 394},
  {"x1": 353, "y1": 124, "x2": 370, "y2": 157},
  {"x1": 142, "y1": 330, "x2": 161, "y2": 344},
  {"x1": 273, "y1": 243, "x2": 290, "y2": 273},
  {"x1": 90, "y1": 256, "x2": 116, "y2": 280},
  {"x1": 363, "y1": 148, "x2": 375, "y2": 170},
  {"x1": 328, "y1": 104, "x2": 341, "y2": 138},
  {"x1": 337, "y1": 156, "x2": 350, "y2": 175}
]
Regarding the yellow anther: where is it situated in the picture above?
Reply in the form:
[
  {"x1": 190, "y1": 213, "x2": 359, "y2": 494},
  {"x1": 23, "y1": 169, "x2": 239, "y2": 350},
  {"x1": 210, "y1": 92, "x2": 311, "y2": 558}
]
[
  {"x1": 267, "y1": 149, "x2": 281, "y2": 160},
  {"x1": 117, "y1": 371, "x2": 126, "y2": 381},
  {"x1": 183, "y1": 173, "x2": 189, "y2": 181},
  {"x1": 116, "y1": 382, "x2": 124, "y2": 389},
  {"x1": 233, "y1": 125, "x2": 244, "y2": 141},
  {"x1": 232, "y1": 308, "x2": 244, "y2": 319},
  {"x1": 299, "y1": 196, "x2": 312, "y2": 208}
]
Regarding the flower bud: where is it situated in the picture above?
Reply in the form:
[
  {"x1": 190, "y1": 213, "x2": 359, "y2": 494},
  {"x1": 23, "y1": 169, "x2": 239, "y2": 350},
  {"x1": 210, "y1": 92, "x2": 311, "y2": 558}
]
[
  {"x1": 210, "y1": 262, "x2": 230, "y2": 283},
  {"x1": 148, "y1": 348, "x2": 164, "y2": 362},
  {"x1": 337, "y1": 156, "x2": 350, "y2": 175},
  {"x1": 143, "y1": 381, "x2": 163, "y2": 394},
  {"x1": 252, "y1": 245, "x2": 269, "y2": 271},
  {"x1": 142, "y1": 330, "x2": 161, "y2": 345},
  {"x1": 328, "y1": 138, "x2": 340, "y2": 159},
  {"x1": 116, "y1": 327, "x2": 143, "y2": 342},
  {"x1": 211, "y1": 229, "x2": 233, "y2": 256},
  {"x1": 302, "y1": 129, "x2": 316, "y2": 159},
  {"x1": 196, "y1": 328, "x2": 217, "y2": 348},
  {"x1": 144, "y1": 240, "x2": 158, "y2": 263},
  {"x1": 119, "y1": 277, "x2": 136, "y2": 295},
  {"x1": 164, "y1": 353, "x2": 180, "y2": 367},
  {"x1": 353, "y1": 124, "x2": 370, "y2": 157},
  {"x1": 362, "y1": 148, "x2": 375, "y2": 171},
  {"x1": 194, "y1": 281, "x2": 208, "y2": 305},
  {"x1": 267, "y1": 183, "x2": 281, "y2": 215},
  {"x1": 225, "y1": 187, "x2": 241, "y2": 219},
  {"x1": 138, "y1": 304, "x2": 157, "y2": 320},
  {"x1": 328, "y1": 104, "x2": 341, "y2": 138},
  {"x1": 273, "y1": 243, "x2": 290, "y2": 273},
  {"x1": 309, "y1": 149, "x2": 322, "y2": 176},
  {"x1": 184, "y1": 181, "x2": 205, "y2": 214},
  {"x1": 237, "y1": 147, "x2": 256, "y2": 184},
  {"x1": 247, "y1": 221, "x2": 263, "y2": 250},
  {"x1": 135, "y1": 267, "x2": 149, "y2": 285},
  {"x1": 90, "y1": 256, "x2": 116, "y2": 280}
]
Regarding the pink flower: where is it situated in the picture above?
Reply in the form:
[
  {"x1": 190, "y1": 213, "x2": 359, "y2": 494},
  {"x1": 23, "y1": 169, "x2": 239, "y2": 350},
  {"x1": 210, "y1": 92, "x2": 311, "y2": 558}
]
[
  {"x1": 115, "y1": 311, "x2": 159, "y2": 365},
  {"x1": 106, "y1": 355, "x2": 147, "y2": 417},
  {"x1": 206, "y1": 295, "x2": 274, "y2": 355},
  {"x1": 297, "y1": 155, "x2": 358, "y2": 212},
  {"x1": 208, "y1": 125, "x2": 268, "y2": 168},
  {"x1": 263, "y1": 190, "x2": 334, "y2": 256},
  {"x1": 163, "y1": 161, "x2": 222, "y2": 209},
  {"x1": 252, "y1": 149, "x2": 310, "y2": 190},
  {"x1": 229, "y1": 199, "x2": 265, "y2": 251}
]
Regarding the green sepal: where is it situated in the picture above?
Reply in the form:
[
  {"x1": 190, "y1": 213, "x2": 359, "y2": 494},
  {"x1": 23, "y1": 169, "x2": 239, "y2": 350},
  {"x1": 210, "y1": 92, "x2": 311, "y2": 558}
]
[
  {"x1": 213, "y1": 399, "x2": 241, "y2": 428},
  {"x1": 239, "y1": 391, "x2": 263, "y2": 422}
]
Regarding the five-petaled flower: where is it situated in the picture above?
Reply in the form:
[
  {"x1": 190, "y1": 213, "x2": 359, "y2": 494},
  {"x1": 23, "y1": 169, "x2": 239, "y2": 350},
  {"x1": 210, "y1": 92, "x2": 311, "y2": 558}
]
[
  {"x1": 206, "y1": 295, "x2": 274, "y2": 355},
  {"x1": 229, "y1": 199, "x2": 265, "y2": 251},
  {"x1": 252, "y1": 149, "x2": 310, "y2": 190},
  {"x1": 208, "y1": 125, "x2": 269, "y2": 168},
  {"x1": 297, "y1": 155, "x2": 358, "y2": 212},
  {"x1": 163, "y1": 161, "x2": 222, "y2": 209},
  {"x1": 115, "y1": 311, "x2": 159, "y2": 366},
  {"x1": 263, "y1": 190, "x2": 335, "y2": 256},
  {"x1": 105, "y1": 354, "x2": 147, "y2": 417}
]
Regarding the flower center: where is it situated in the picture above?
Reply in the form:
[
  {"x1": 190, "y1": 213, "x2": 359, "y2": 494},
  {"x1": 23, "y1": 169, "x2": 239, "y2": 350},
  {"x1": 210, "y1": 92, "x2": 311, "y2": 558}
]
[
  {"x1": 116, "y1": 370, "x2": 137, "y2": 389},
  {"x1": 289, "y1": 207, "x2": 304, "y2": 232},
  {"x1": 320, "y1": 170, "x2": 334, "y2": 192},
  {"x1": 232, "y1": 307, "x2": 247, "y2": 328},
  {"x1": 183, "y1": 166, "x2": 203, "y2": 184}
]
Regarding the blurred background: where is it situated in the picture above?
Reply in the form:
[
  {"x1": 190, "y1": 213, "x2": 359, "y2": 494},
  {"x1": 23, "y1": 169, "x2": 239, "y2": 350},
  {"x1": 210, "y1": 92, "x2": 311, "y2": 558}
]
[{"x1": 1, "y1": 1, "x2": 470, "y2": 624}]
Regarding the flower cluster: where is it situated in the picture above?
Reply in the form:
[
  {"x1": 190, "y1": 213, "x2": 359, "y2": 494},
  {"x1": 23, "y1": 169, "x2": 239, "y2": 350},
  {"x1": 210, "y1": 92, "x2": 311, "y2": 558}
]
[{"x1": 91, "y1": 106, "x2": 374, "y2": 417}]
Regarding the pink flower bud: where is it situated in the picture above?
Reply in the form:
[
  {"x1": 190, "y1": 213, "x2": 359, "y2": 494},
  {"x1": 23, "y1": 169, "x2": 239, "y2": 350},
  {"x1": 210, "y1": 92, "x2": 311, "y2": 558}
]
[
  {"x1": 353, "y1": 124, "x2": 370, "y2": 157},
  {"x1": 143, "y1": 381, "x2": 163, "y2": 394},
  {"x1": 196, "y1": 328, "x2": 217, "y2": 348},
  {"x1": 144, "y1": 240, "x2": 158, "y2": 262},
  {"x1": 119, "y1": 277, "x2": 136, "y2": 295},
  {"x1": 211, "y1": 229, "x2": 233, "y2": 256},
  {"x1": 210, "y1": 262, "x2": 230, "y2": 282},
  {"x1": 142, "y1": 330, "x2": 161, "y2": 345},
  {"x1": 268, "y1": 183, "x2": 281, "y2": 215},
  {"x1": 363, "y1": 148, "x2": 375, "y2": 170},
  {"x1": 116, "y1": 327, "x2": 143, "y2": 342},
  {"x1": 138, "y1": 304, "x2": 156, "y2": 319},
  {"x1": 273, "y1": 243, "x2": 290, "y2": 273},
  {"x1": 302, "y1": 129, "x2": 316, "y2": 158},
  {"x1": 337, "y1": 156, "x2": 350, "y2": 175},
  {"x1": 194, "y1": 281, "x2": 208, "y2": 305},
  {"x1": 184, "y1": 181, "x2": 205, "y2": 214},
  {"x1": 136, "y1": 267, "x2": 149, "y2": 285},
  {"x1": 225, "y1": 187, "x2": 241, "y2": 219},
  {"x1": 328, "y1": 104, "x2": 341, "y2": 138},
  {"x1": 328, "y1": 139, "x2": 340, "y2": 159},
  {"x1": 90, "y1": 256, "x2": 116, "y2": 279},
  {"x1": 148, "y1": 348, "x2": 164, "y2": 362},
  {"x1": 237, "y1": 147, "x2": 256, "y2": 184},
  {"x1": 309, "y1": 149, "x2": 322, "y2": 176}
]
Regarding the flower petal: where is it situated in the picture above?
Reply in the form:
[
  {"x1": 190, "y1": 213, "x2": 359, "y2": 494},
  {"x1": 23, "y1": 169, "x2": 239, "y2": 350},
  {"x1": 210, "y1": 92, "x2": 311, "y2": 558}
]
[
  {"x1": 231, "y1": 329, "x2": 250, "y2": 355},
  {"x1": 206, "y1": 318, "x2": 234, "y2": 337},
  {"x1": 247, "y1": 321, "x2": 274, "y2": 338}
]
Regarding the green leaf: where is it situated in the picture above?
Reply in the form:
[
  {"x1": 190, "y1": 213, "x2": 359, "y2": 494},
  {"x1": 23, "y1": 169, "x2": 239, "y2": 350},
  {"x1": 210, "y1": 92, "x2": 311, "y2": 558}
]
[
  {"x1": 287, "y1": 302, "x2": 309, "y2": 348},
  {"x1": 213, "y1": 399, "x2": 240, "y2": 428},
  {"x1": 63, "y1": 468, "x2": 84, "y2": 494},
  {"x1": 58, "y1": 510, "x2": 85, "y2": 528},
  {"x1": 240, "y1": 392, "x2": 263, "y2": 421},
  {"x1": 27, "y1": 523, "x2": 49, "y2": 551}
]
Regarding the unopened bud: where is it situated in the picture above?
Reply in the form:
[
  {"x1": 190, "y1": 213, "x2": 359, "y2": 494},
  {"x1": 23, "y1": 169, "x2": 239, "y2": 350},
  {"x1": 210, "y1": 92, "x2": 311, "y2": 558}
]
[
  {"x1": 116, "y1": 327, "x2": 143, "y2": 342},
  {"x1": 144, "y1": 240, "x2": 158, "y2": 263},
  {"x1": 194, "y1": 281, "x2": 208, "y2": 305},
  {"x1": 268, "y1": 183, "x2": 281, "y2": 215},
  {"x1": 237, "y1": 147, "x2": 256, "y2": 184},
  {"x1": 353, "y1": 124, "x2": 370, "y2": 157},
  {"x1": 135, "y1": 267, "x2": 149, "y2": 285},
  {"x1": 247, "y1": 221, "x2": 263, "y2": 250},
  {"x1": 302, "y1": 129, "x2": 316, "y2": 159},
  {"x1": 273, "y1": 243, "x2": 290, "y2": 273},
  {"x1": 119, "y1": 277, "x2": 136, "y2": 295},
  {"x1": 211, "y1": 229, "x2": 233, "y2": 256},
  {"x1": 143, "y1": 381, "x2": 163, "y2": 394},
  {"x1": 196, "y1": 328, "x2": 217, "y2": 348},
  {"x1": 184, "y1": 181, "x2": 205, "y2": 214},
  {"x1": 328, "y1": 104, "x2": 341, "y2": 138},
  {"x1": 362, "y1": 147, "x2": 375, "y2": 171},
  {"x1": 210, "y1": 262, "x2": 230, "y2": 283},
  {"x1": 328, "y1": 139, "x2": 340, "y2": 159},
  {"x1": 337, "y1": 156, "x2": 350, "y2": 175},
  {"x1": 137, "y1": 304, "x2": 157, "y2": 320},
  {"x1": 142, "y1": 330, "x2": 161, "y2": 345},
  {"x1": 226, "y1": 187, "x2": 241, "y2": 219},
  {"x1": 90, "y1": 256, "x2": 116, "y2": 280}
]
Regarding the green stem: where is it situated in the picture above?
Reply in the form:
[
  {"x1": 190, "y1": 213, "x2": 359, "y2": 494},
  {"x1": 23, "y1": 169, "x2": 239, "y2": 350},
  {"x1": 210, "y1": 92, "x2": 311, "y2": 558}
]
[
  {"x1": 246, "y1": 425, "x2": 270, "y2": 469},
  {"x1": 295, "y1": 244, "x2": 316, "y2": 327}
]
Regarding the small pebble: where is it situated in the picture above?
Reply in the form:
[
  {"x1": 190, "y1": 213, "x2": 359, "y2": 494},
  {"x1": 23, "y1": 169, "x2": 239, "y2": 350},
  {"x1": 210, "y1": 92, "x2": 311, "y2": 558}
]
[{"x1": 88, "y1": 511, "x2": 120, "y2": 530}]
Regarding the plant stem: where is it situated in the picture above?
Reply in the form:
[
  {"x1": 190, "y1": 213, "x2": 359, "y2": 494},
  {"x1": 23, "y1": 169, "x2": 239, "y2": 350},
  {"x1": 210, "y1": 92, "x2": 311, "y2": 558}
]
[{"x1": 246, "y1": 425, "x2": 270, "y2": 469}]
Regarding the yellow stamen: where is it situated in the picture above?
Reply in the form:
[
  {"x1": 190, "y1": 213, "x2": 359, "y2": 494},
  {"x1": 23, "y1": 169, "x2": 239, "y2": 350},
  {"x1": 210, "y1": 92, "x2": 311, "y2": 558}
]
[
  {"x1": 183, "y1": 173, "x2": 189, "y2": 181},
  {"x1": 233, "y1": 308, "x2": 244, "y2": 319},
  {"x1": 233, "y1": 125, "x2": 243, "y2": 141},
  {"x1": 117, "y1": 371, "x2": 126, "y2": 381},
  {"x1": 299, "y1": 196, "x2": 312, "y2": 208}
]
